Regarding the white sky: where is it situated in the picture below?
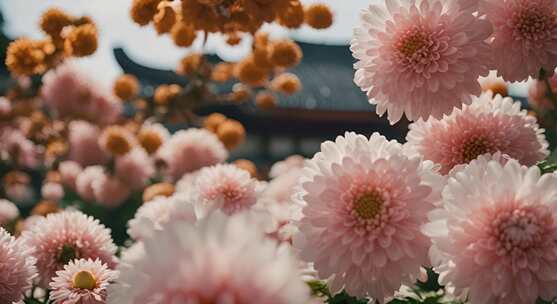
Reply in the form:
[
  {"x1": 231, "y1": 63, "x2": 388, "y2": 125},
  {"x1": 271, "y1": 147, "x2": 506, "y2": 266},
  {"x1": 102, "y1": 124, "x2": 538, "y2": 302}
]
[{"x1": 1, "y1": 0, "x2": 526, "y2": 95}]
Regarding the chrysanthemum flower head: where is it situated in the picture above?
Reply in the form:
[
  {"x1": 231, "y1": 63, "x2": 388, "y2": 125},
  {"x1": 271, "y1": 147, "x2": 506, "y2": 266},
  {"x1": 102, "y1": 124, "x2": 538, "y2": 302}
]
[
  {"x1": 351, "y1": 0, "x2": 493, "y2": 123},
  {"x1": 109, "y1": 212, "x2": 310, "y2": 304},
  {"x1": 91, "y1": 173, "x2": 131, "y2": 208},
  {"x1": 424, "y1": 157, "x2": 557, "y2": 304},
  {"x1": 21, "y1": 210, "x2": 117, "y2": 287},
  {"x1": 39, "y1": 8, "x2": 73, "y2": 38},
  {"x1": 304, "y1": 3, "x2": 334, "y2": 29},
  {"x1": 482, "y1": 0, "x2": 557, "y2": 82},
  {"x1": 0, "y1": 227, "x2": 37, "y2": 303},
  {"x1": 64, "y1": 23, "x2": 98, "y2": 57},
  {"x1": 76, "y1": 166, "x2": 105, "y2": 202},
  {"x1": 113, "y1": 74, "x2": 139, "y2": 101},
  {"x1": 293, "y1": 132, "x2": 444, "y2": 301},
  {"x1": 157, "y1": 128, "x2": 228, "y2": 181},
  {"x1": 0, "y1": 199, "x2": 19, "y2": 227},
  {"x1": 99, "y1": 125, "x2": 135, "y2": 157},
  {"x1": 68, "y1": 121, "x2": 108, "y2": 167},
  {"x1": 153, "y1": 5, "x2": 176, "y2": 34},
  {"x1": 42, "y1": 63, "x2": 122, "y2": 125},
  {"x1": 50, "y1": 258, "x2": 118, "y2": 304},
  {"x1": 115, "y1": 148, "x2": 154, "y2": 191},
  {"x1": 137, "y1": 123, "x2": 169, "y2": 154},
  {"x1": 191, "y1": 164, "x2": 262, "y2": 218},
  {"x1": 128, "y1": 193, "x2": 196, "y2": 241},
  {"x1": 405, "y1": 91, "x2": 549, "y2": 174}
]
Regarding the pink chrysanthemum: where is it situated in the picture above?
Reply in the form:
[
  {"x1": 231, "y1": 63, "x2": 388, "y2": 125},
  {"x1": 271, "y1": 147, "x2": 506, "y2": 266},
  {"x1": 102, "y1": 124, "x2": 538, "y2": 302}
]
[
  {"x1": 351, "y1": 0, "x2": 493, "y2": 123},
  {"x1": 424, "y1": 158, "x2": 557, "y2": 304},
  {"x1": 406, "y1": 92, "x2": 549, "y2": 174},
  {"x1": 175, "y1": 171, "x2": 199, "y2": 194},
  {"x1": 59, "y1": 161, "x2": 83, "y2": 191},
  {"x1": 0, "y1": 128, "x2": 38, "y2": 168},
  {"x1": 68, "y1": 121, "x2": 108, "y2": 167},
  {"x1": 5, "y1": 182, "x2": 34, "y2": 206},
  {"x1": 0, "y1": 227, "x2": 37, "y2": 303},
  {"x1": 76, "y1": 166, "x2": 105, "y2": 202},
  {"x1": 293, "y1": 132, "x2": 444, "y2": 301},
  {"x1": 0, "y1": 199, "x2": 19, "y2": 226},
  {"x1": 127, "y1": 193, "x2": 196, "y2": 241},
  {"x1": 41, "y1": 63, "x2": 122, "y2": 125},
  {"x1": 21, "y1": 210, "x2": 117, "y2": 288},
  {"x1": 191, "y1": 164, "x2": 262, "y2": 218},
  {"x1": 92, "y1": 173, "x2": 131, "y2": 208},
  {"x1": 157, "y1": 128, "x2": 228, "y2": 181},
  {"x1": 481, "y1": 0, "x2": 557, "y2": 82},
  {"x1": 262, "y1": 169, "x2": 303, "y2": 204},
  {"x1": 50, "y1": 258, "x2": 118, "y2": 304},
  {"x1": 269, "y1": 155, "x2": 305, "y2": 178},
  {"x1": 115, "y1": 148, "x2": 155, "y2": 191},
  {"x1": 109, "y1": 212, "x2": 310, "y2": 304},
  {"x1": 41, "y1": 182, "x2": 64, "y2": 202},
  {"x1": 0, "y1": 96, "x2": 11, "y2": 117},
  {"x1": 255, "y1": 196, "x2": 304, "y2": 244}
]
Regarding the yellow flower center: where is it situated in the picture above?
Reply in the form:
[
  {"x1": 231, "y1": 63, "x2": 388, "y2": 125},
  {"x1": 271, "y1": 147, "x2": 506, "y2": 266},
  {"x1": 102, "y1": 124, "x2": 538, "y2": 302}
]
[
  {"x1": 353, "y1": 191, "x2": 383, "y2": 220},
  {"x1": 72, "y1": 270, "x2": 97, "y2": 290}
]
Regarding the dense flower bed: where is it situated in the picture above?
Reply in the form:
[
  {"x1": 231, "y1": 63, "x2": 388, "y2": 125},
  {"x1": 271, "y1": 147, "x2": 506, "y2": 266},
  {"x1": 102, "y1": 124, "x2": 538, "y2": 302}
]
[{"x1": 2, "y1": 0, "x2": 557, "y2": 303}]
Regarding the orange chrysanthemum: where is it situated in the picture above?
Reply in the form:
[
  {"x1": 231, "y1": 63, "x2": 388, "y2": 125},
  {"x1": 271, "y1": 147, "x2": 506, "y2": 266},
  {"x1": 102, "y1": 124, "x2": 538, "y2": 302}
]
[
  {"x1": 255, "y1": 91, "x2": 277, "y2": 110},
  {"x1": 216, "y1": 119, "x2": 246, "y2": 150},
  {"x1": 278, "y1": 0, "x2": 305, "y2": 29},
  {"x1": 130, "y1": 0, "x2": 162, "y2": 26},
  {"x1": 268, "y1": 39, "x2": 302, "y2": 69},
  {"x1": 113, "y1": 74, "x2": 140, "y2": 101},
  {"x1": 204, "y1": 113, "x2": 227, "y2": 133},
  {"x1": 234, "y1": 57, "x2": 268, "y2": 87},
  {"x1": 40, "y1": 8, "x2": 73, "y2": 38},
  {"x1": 64, "y1": 24, "x2": 98, "y2": 57},
  {"x1": 6, "y1": 38, "x2": 55, "y2": 76},
  {"x1": 304, "y1": 4, "x2": 333, "y2": 29},
  {"x1": 154, "y1": 5, "x2": 177, "y2": 34},
  {"x1": 270, "y1": 73, "x2": 301, "y2": 95}
]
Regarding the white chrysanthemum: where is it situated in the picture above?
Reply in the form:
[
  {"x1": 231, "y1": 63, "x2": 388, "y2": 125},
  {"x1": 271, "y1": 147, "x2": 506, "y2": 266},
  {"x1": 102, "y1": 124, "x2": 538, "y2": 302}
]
[
  {"x1": 109, "y1": 212, "x2": 311, "y2": 304},
  {"x1": 293, "y1": 132, "x2": 445, "y2": 301}
]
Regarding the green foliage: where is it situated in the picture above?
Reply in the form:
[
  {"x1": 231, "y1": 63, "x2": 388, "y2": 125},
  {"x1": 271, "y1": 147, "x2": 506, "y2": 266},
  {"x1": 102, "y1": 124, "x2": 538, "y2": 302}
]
[
  {"x1": 539, "y1": 148, "x2": 557, "y2": 174},
  {"x1": 327, "y1": 291, "x2": 369, "y2": 304},
  {"x1": 307, "y1": 269, "x2": 464, "y2": 304}
]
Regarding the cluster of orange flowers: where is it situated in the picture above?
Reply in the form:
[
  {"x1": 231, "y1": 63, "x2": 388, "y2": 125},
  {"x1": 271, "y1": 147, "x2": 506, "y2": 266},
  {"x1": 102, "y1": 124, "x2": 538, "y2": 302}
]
[
  {"x1": 126, "y1": 0, "x2": 334, "y2": 123},
  {"x1": 5, "y1": 8, "x2": 99, "y2": 76},
  {"x1": 131, "y1": 0, "x2": 333, "y2": 47}
]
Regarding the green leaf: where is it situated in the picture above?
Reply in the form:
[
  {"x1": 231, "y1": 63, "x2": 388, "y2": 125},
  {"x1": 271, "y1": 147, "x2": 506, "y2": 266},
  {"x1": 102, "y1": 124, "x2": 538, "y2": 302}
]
[
  {"x1": 327, "y1": 291, "x2": 368, "y2": 304},
  {"x1": 538, "y1": 160, "x2": 557, "y2": 174},
  {"x1": 307, "y1": 280, "x2": 330, "y2": 297}
]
